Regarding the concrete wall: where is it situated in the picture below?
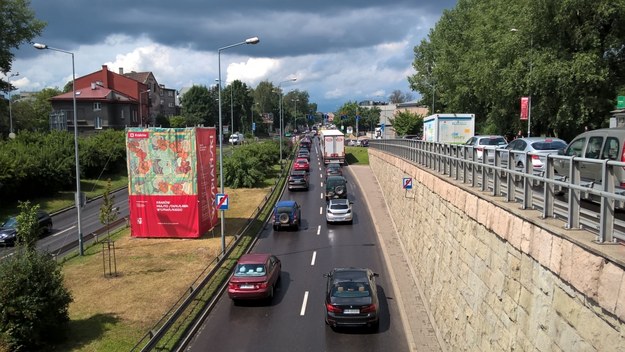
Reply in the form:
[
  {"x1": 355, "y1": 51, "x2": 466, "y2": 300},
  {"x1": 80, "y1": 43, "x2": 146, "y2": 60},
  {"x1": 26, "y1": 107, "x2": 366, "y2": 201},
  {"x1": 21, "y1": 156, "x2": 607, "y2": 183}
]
[{"x1": 369, "y1": 149, "x2": 625, "y2": 351}]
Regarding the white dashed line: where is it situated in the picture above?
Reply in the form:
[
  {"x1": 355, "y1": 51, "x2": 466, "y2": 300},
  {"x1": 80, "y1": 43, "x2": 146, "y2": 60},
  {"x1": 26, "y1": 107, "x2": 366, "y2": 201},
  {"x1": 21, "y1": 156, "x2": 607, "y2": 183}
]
[
  {"x1": 320, "y1": 206, "x2": 323, "y2": 215},
  {"x1": 317, "y1": 225, "x2": 321, "y2": 235},
  {"x1": 320, "y1": 192, "x2": 323, "y2": 199},
  {"x1": 311, "y1": 251, "x2": 317, "y2": 265},
  {"x1": 300, "y1": 291, "x2": 309, "y2": 316}
]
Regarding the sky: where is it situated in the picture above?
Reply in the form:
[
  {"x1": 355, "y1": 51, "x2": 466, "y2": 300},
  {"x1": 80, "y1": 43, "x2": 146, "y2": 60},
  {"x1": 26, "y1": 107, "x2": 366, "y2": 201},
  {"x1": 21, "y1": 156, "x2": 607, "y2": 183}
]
[{"x1": 9, "y1": 0, "x2": 457, "y2": 113}]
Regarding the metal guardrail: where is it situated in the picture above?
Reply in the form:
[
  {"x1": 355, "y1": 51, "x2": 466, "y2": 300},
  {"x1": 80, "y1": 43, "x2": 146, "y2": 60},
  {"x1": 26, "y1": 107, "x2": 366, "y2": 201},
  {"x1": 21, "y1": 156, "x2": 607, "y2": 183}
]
[
  {"x1": 130, "y1": 149, "x2": 294, "y2": 352},
  {"x1": 370, "y1": 139, "x2": 625, "y2": 243}
]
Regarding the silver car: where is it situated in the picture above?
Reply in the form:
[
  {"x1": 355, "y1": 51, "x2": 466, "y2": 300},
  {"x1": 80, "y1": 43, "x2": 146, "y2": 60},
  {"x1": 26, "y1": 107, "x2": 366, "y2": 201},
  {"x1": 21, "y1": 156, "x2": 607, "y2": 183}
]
[
  {"x1": 503, "y1": 137, "x2": 567, "y2": 170},
  {"x1": 325, "y1": 199, "x2": 353, "y2": 224},
  {"x1": 463, "y1": 135, "x2": 508, "y2": 162}
]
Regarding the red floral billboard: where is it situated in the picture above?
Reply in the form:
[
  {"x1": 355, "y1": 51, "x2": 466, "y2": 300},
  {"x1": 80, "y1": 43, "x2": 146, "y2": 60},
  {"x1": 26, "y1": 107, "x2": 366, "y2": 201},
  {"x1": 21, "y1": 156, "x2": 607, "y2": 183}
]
[{"x1": 126, "y1": 128, "x2": 218, "y2": 238}]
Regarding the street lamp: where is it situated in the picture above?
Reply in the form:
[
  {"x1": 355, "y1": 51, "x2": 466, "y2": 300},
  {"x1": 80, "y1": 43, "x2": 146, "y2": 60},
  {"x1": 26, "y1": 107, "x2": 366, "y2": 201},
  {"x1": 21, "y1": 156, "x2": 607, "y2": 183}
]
[
  {"x1": 7, "y1": 72, "x2": 19, "y2": 138},
  {"x1": 293, "y1": 98, "x2": 299, "y2": 133},
  {"x1": 511, "y1": 28, "x2": 533, "y2": 137},
  {"x1": 139, "y1": 89, "x2": 150, "y2": 126},
  {"x1": 34, "y1": 42, "x2": 84, "y2": 256},
  {"x1": 217, "y1": 36, "x2": 259, "y2": 255},
  {"x1": 276, "y1": 78, "x2": 297, "y2": 168}
]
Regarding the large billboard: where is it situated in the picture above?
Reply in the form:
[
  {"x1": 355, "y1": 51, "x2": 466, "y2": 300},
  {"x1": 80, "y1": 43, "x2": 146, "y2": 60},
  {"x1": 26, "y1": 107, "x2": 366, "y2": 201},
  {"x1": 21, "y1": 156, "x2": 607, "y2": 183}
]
[{"x1": 126, "y1": 127, "x2": 218, "y2": 238}]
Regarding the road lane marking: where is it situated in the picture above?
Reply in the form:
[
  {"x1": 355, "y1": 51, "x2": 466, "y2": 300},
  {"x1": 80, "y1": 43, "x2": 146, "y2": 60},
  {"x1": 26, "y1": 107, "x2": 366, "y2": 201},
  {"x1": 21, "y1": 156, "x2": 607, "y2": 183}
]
[
  {"x1": 52, "y1": 226, "x2": 76, "y2": 237},
  {"x1": 300, "y1": 291, "x2": 309, "y2": 316},
  {"x1": 320, "y1": 207, "x2": 323, "y2": 215},
  {"x1": 317, "y1": 225, "x2": 321, "y2": 235},
  {"x1": 321, "y1": 181, "x2": 324, "y2": 187},
  {"x1": 311, "y1": 251, "x2": 317, "y2": 265},
  {"x1": 320, "y1": 192, "x2": 323, "y2": 199}
]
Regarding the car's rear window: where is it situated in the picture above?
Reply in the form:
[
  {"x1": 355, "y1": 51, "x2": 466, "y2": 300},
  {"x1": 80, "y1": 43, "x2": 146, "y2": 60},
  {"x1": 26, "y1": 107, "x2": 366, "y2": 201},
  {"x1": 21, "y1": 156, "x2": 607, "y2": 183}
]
[
  {"x1": 331, "y1": 282, "x2": 371, "y2": 298},
  {"x1": 326, "y1": 178, "x2": 345, "y2": 187},
  {"x1": 530, "y1": 141, "x2": 567, "y2": 150},
  {"x1": 234, "y1": 264, "x2": 266, "y2": 276},
  {"x1": 330, "y1": 204, "x2": 349, "y2": 210},
  {"x1": 479, "y1": 138, "x2": 507, "y2": 146},
  {"x1": 276, "y1": 206, "x2": 293, "y2": 213}
]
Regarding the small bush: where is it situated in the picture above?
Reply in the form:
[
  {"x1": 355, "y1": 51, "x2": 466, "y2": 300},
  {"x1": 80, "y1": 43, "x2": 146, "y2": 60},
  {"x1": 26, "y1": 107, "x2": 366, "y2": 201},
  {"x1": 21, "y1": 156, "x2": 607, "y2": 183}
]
[{"x1": 0, "y1": 250, "x2": 73, "y2": 351}]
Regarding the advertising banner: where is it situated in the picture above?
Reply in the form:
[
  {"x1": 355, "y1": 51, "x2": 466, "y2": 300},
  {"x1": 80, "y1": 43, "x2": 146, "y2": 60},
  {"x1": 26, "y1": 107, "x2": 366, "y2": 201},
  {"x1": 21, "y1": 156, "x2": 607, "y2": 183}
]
[
  {"x1": 520, "y1": 97, "x2": 529, "y2": 121},
  {"x1": 126, "y1": 127, "x2": 218, "y2": 238}
]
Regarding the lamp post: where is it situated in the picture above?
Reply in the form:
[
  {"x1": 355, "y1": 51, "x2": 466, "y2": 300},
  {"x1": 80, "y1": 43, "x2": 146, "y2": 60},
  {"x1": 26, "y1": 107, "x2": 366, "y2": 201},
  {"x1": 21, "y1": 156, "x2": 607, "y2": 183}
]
[
  {"x1": 276, "y1": 78, "x2": 296, "y2": 168},
  {"x1": 215, "y1": 79, "x2": 234, "y2": 135},
  {"x1": 217, "y1": 36, "x2": 259, "y2": 255},
  {"x1": 511, "y1": 28, "x2": 533, "y2": 137},
  {"x1": 293, "y1": 99, "x2": 299, "y2": 133},
  {"x1": 139, "y1": 89, "x2": 150, "y2": 126},
  {"x1": 7, "y1": 72, "x2": 19, "y2": 138},
  {"x1": 34, "y1": 42, "x2": 84, "y2": 256}
]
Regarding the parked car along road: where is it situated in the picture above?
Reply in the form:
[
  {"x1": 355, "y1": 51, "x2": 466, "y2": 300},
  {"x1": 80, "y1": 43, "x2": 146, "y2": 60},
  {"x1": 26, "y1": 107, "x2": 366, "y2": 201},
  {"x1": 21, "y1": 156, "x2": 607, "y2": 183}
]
[
  {"x1": 555, "y1": 127, "x2": 625, "y2": 190},
  {"x1": 463, "y1": 135, "x2": 508, "y2": 162},
  {"x1": 0, "y1": 210, "x2": 53, "y2": 247},
  {"x1": 227, "y1": 253, "x2": 281, "y2": 303},
  {"x1": 325, "y1": 199, "x2": 353, "y2": 224},
  {"x1": 502, "y1": 137, "x2": 567, "y2": 171},
  {"x1": 272, "y1": 200, "x2": 302, "y2": 231},
  {"x1": 324, "y1": 267, "x2": 380, "y2": 331}
]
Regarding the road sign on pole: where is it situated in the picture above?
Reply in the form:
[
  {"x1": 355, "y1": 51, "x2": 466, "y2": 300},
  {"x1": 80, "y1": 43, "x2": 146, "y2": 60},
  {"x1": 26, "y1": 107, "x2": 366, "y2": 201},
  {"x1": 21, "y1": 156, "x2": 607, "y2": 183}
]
[
  {"x1": 216, "y1": 193, "x2": 229, "y2": 210},
  {"x1": 402, "y1": 177, "x2": 413, "y2": 190}
]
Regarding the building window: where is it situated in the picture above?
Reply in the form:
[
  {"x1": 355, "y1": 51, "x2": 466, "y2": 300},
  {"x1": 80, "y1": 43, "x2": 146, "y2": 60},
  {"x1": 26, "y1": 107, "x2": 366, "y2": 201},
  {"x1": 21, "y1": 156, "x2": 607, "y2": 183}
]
[
  {"x1": 93, "y1": 102, "x2": 101, "y2": 111},
  {"x1": 168, "y1": 91, "x2": 174, "y2": 97},
  {"x1": 95, "y1": 117, "x2": 102, "y2": 129},
  {"x1": 169, "y1": 102, "x2": 174, "y2": 108}
]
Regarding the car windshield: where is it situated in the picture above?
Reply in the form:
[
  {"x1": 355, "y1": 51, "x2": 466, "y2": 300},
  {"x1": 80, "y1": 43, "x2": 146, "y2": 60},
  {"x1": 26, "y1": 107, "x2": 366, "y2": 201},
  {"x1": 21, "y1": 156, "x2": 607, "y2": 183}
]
[
  {"x1": 1, "y1": 217, "x2": 17, "y2": 228},
  {"x1": 530, "y1": 141, "x2": 567, "y2": 150},
  {"x1": 234, "y1": 264, "x2": 266, "y2": 277}
]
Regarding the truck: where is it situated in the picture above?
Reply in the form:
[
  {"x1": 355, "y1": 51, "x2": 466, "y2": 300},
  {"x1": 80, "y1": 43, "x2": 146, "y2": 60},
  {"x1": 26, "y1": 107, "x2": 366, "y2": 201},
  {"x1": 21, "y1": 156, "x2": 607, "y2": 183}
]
[
  {"x1": 423, "y1": 113, "x2": 475, "y2": 144},
  {"x1": 320, "y1": 129, "x2": 345, "y2": 164}
]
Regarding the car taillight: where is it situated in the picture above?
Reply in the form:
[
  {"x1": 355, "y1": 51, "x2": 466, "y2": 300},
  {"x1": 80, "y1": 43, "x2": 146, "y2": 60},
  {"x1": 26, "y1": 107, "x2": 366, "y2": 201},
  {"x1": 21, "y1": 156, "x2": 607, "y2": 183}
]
[
  {"x1": 361, "y1": 304, "x2": 377, "y2": 313},
  {"x1": 257, "y1": 282, "x2": 268, "y2": 289},
  {"x1": 326, "y1": 303, "x2": 342, "y2": 313},
  {"x1": 293, "y1": 212, "x2": 298, "y2": 220},
  {"x1": 621, "y1": 141, "x2": 625, "y2": 170},
  {"x1": 531, "y1": 155, "x2": 540, "y2": 160},
  {"x1": 228, "y1": 282, "x2": 237, "y2": 289}
]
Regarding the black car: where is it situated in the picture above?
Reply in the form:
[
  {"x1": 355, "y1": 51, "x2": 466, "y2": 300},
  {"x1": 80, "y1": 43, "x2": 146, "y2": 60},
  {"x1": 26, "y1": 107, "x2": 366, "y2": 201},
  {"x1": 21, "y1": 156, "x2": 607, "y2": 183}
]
[
  {"x1": 324, "y1": 268, "x2": 380, "y2": 331},
  {"x1": 0, "y1": 210, "x2": 53, "y2": 246},
  {"x1": 297, "y1": 149, "x2": 310, "y2": 161},
  {"x1": 325, "y1": 175, "x2": 347, "y2": 200},
  {"x1": 326, "y1": 163, "x2": 342, "y2": 177},
  {"x1": 288, "y1": 170, "x2": 310, "y2": 191},
  {"x1": 272, "y1": 200, "x2": 301, "y2": 231}
]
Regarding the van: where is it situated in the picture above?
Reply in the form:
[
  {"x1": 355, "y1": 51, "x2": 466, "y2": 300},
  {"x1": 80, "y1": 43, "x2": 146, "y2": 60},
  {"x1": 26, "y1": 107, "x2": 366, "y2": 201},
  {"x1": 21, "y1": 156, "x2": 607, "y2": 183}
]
[
  {"x1": 229, "y1": 133, "x2": 244, "y2": 145},
  {"x1": 554, "y1": 127, "x2": 625, "y2": 189}
]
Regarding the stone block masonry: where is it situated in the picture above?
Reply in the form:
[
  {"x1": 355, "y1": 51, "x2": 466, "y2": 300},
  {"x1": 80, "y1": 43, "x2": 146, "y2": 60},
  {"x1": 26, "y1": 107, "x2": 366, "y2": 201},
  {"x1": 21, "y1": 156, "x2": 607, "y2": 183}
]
[{"x1": 369, "y1": 149, "x2": 625, "y2": 352}]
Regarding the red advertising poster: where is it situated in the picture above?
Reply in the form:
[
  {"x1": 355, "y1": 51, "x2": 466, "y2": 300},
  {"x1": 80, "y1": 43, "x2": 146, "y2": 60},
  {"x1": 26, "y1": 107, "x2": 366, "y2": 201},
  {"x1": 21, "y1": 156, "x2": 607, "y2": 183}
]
[
  {"x1": 520, "y1": 97, "x2": 529, "y2": 121},
  {"x1": 126, "y1": 127, "x2": 218, "y2": 238}
]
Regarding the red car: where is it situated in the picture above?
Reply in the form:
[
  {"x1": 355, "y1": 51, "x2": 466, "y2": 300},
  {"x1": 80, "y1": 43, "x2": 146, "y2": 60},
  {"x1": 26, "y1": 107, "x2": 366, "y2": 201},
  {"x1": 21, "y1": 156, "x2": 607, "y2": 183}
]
[
  {"x1": 294, "y1": 158, "x2": 310, "y2": 172},
  {"x1": 228, "y1": 253, "x2": 281, "y2": 303}
]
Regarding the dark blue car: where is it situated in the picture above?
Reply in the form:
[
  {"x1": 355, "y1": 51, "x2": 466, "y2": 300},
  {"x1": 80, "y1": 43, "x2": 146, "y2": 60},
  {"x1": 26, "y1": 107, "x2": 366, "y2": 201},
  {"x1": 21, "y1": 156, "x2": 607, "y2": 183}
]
[{"x1": 272, "y1": 200, "x2": 301, "y2": 231}]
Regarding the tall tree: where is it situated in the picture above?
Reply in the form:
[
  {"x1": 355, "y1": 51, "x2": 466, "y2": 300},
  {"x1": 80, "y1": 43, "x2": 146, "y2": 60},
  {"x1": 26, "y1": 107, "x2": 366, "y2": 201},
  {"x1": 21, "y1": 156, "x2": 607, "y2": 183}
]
[
  {"x1": 0, "y1": 0, "x2": 45, "y2": 92},
  {"x1": 99, "y1": 179, "x2": 120, "y2": 240},
  {"x1": 408, "y1": 0, "x2": 625, "y2": 140},
  {"x1": 180, "y1": 85, "x2": 214, "y2": 127}
]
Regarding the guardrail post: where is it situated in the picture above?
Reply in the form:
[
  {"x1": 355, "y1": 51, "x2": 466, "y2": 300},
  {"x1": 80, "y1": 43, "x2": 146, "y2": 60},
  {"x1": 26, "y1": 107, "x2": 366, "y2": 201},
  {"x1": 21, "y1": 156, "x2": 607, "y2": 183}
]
[
  {"x1": 522, "y1": 152, "x2": 533, "y2": 209},
  {"x1": 492, "y1": 150, "x2": 501, "y2": 196},
  {"x1": 542, "y1": 156, "x2": 555, "y2": 218},
  {"x1": 480, "y1": 151, "x2": 487, "y2": 192},
  {"x1": 566, "y1": 157, "x2": 581, "y2": 230},
  {"x1": 506, "y1": 150, "x2": 515, "y2": 202},
  {"x1": 471, "y1": 148, "x2": 477, "y2": 188},
  {"x1": 598, "y1": 160, "x2": 615, "y2": 243}
]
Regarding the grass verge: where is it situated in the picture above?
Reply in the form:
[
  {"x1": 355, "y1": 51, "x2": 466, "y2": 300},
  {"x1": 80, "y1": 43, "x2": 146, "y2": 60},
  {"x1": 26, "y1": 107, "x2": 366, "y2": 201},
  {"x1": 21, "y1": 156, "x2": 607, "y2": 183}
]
[{"x1": 345, "y1": 146, "x2": 370, "y2": 165}]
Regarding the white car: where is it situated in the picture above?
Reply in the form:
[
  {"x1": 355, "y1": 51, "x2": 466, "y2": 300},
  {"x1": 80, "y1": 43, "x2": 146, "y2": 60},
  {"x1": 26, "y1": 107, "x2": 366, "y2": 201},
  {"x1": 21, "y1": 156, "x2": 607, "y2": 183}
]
[{"x1": 326, "y1": 199, "x2": 353, "y2": 224}]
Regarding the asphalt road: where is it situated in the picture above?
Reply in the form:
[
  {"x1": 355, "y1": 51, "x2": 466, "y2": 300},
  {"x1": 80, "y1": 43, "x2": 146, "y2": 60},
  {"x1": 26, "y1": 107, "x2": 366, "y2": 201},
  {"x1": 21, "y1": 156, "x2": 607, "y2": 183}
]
[{"x1": 185, "y1": 140, "x2": 411, "y2": 352}]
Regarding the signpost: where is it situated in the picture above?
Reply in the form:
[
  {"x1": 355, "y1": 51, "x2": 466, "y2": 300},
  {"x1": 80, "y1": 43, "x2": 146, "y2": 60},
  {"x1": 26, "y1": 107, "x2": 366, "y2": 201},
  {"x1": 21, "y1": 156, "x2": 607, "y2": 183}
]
[{"x1": 216, "y1": 193, "x2": 229, "y2": 210}]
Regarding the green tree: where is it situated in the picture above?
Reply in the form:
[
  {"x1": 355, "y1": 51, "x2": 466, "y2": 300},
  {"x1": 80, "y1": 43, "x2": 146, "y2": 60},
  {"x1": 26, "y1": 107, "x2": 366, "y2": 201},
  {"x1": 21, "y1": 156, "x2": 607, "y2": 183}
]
[
  {"x1": 390, "y1": 110, "x2": 423, "y2": 136},
  {"x1": 0, "y1": 203, "x2": 73, "y2": 351},
  {"x1": 180, "y1": 85, "x2": 214, "y2": 126},
  {"x1": 408, "y1": 0, "x2": 625, "y2": 140},
  {"x1": 99, "y1": 179, "x2": 120, "y2": 240},
  {"x1": 389, "y1": 90, "x2": 414, "y2": 104},
  {"x1": 0, "y1": 0, "x2": 45, "y2": 92}
]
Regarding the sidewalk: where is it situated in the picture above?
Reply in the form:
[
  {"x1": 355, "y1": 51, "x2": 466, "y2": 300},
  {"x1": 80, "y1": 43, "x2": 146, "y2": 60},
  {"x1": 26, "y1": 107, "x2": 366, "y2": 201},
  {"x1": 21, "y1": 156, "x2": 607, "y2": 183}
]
[{"x1": 348, "y1": 164, "x2": 443, "y2": 352}]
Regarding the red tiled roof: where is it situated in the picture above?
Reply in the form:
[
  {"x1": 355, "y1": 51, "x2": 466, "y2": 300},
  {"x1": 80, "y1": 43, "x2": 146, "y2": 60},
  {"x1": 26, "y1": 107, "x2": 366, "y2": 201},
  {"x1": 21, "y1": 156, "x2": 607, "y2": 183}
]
[{"x1": 50, "y1": 86, "x2": 134, "y2": 101}]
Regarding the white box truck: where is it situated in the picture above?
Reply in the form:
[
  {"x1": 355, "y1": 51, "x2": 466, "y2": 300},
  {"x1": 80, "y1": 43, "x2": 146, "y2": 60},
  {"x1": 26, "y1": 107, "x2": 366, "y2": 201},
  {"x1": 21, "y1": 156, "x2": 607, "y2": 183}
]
[
  {"x1": 423, "y1": 113, "x2": 475, "y2": 144},
  {"x1": 320, "y1": 129, "x2": 345, "y2": 164}
]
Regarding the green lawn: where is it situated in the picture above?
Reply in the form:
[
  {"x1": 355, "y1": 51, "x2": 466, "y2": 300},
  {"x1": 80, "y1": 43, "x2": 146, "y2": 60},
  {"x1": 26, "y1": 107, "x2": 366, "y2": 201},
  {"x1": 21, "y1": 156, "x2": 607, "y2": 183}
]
[{"x1": 345, "y1": 146, "x2": 370, "y2": 165}]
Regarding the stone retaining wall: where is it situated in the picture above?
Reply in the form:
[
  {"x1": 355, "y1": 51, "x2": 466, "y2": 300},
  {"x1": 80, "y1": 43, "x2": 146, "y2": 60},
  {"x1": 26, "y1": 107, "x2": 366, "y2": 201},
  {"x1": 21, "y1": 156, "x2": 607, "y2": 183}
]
[{"x1": 369, "y1": 149, "x2": 625, "y2": 351}]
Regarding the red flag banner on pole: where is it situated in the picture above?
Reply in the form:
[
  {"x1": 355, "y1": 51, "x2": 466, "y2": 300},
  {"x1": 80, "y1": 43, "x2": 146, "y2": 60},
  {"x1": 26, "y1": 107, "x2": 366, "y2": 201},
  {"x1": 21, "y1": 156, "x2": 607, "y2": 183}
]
[{"x1": 520, "y1": 97, "x2": 529, "y2": 121}]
